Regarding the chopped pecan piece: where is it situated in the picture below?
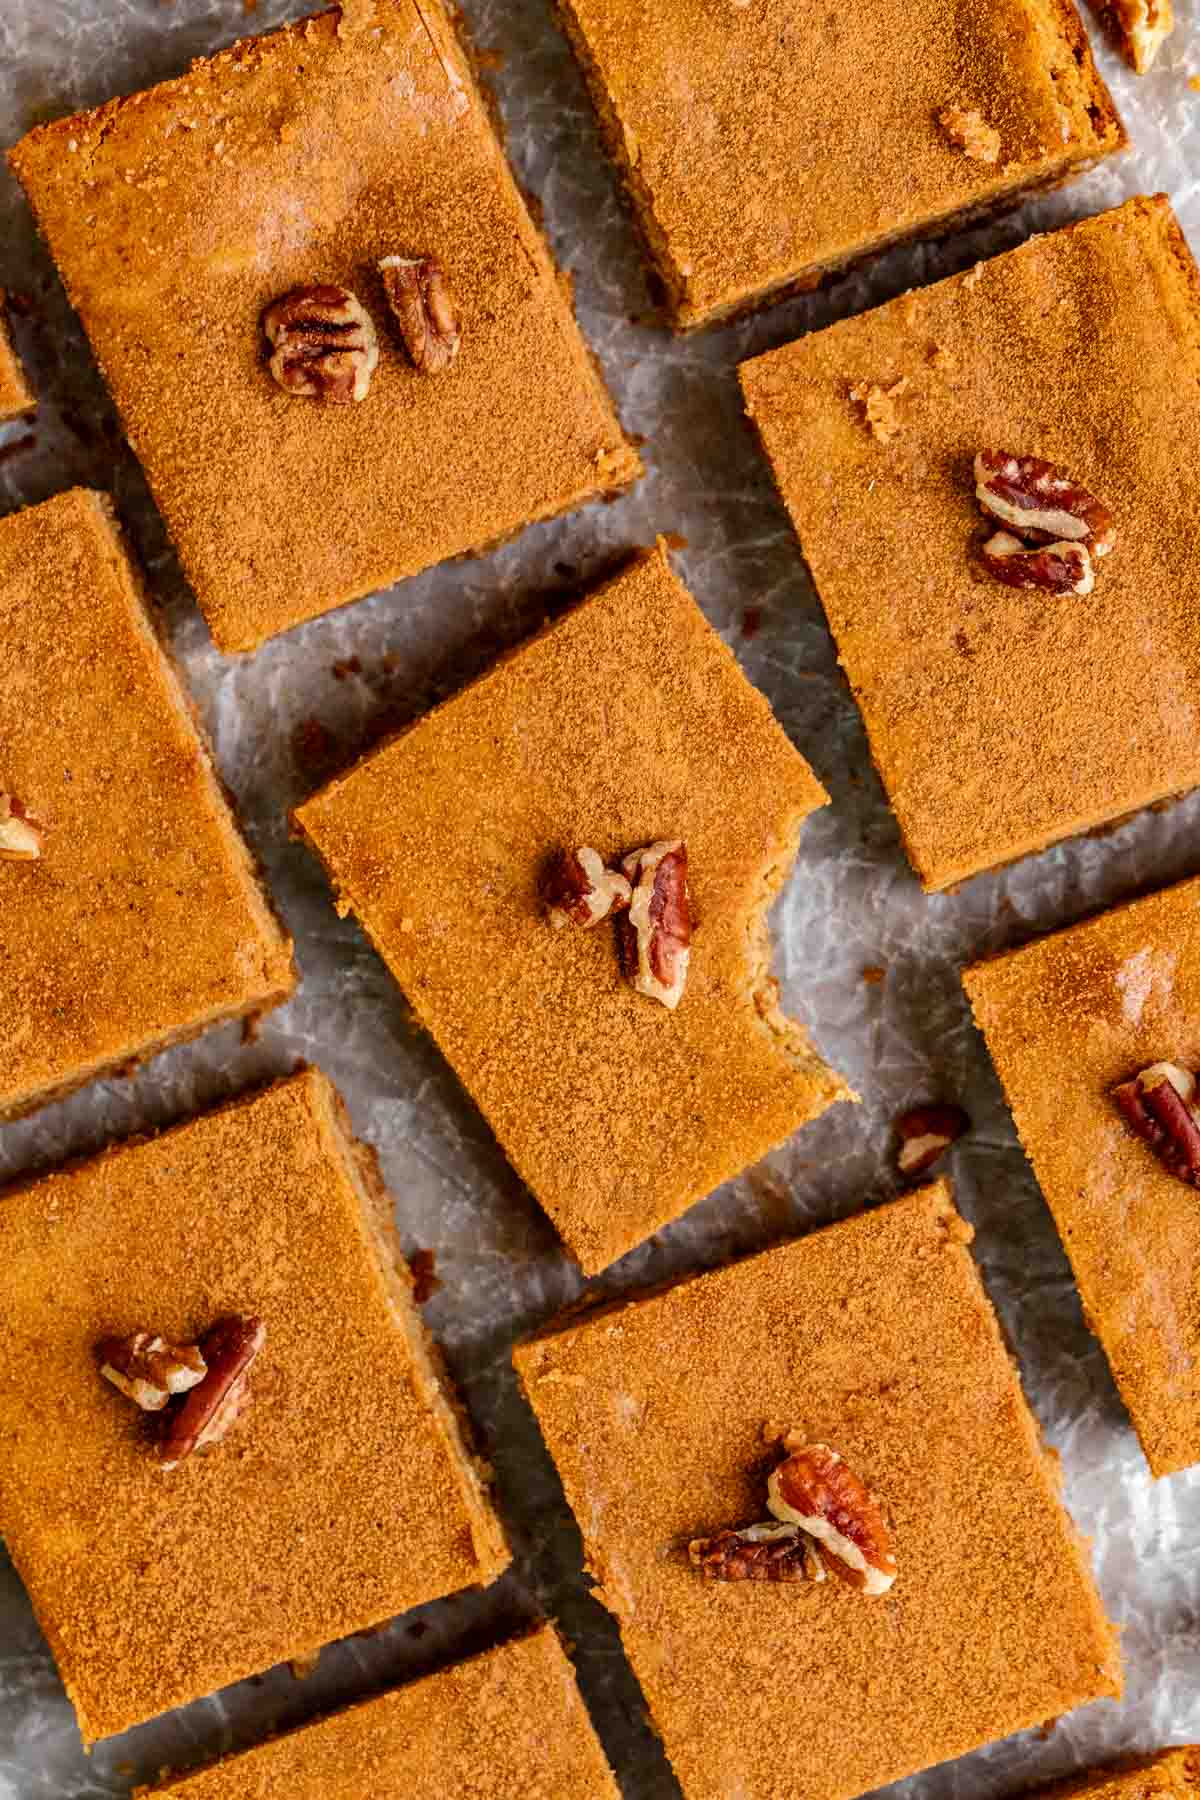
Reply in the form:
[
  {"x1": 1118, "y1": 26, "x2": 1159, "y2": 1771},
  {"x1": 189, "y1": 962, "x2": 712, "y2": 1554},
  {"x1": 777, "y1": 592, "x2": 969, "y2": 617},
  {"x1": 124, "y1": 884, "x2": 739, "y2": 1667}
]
[
  {"x1": 767, "y1": 1440, "x2": 896, "y2": 1596},
  {"x1": 262, "y1": 284, "x2": 379, "y2": 403},
  {"x1": 0, "y1": 793, "x2": 45, "y2": 861},
  {"x1": 97, "y1": 1331, "x2": 207, "y2": 1413},
  {"x1": 379, "y1": 255, "x2": 461, "y2": 375},
  {"x1": 979, "y1": 530, "x2": 1094, "y2": 596},
  {"x1": 938, "y1": 106, "x2": 1001, "y2": 163},
  {"x1": 850, "y1": 377, "x2": 909, "y2": 444},
  {"x1": 541, "y1": 846, "x2": 632, "y2": 928},
  {"x1": 616, "y1": 840, "x2": 691, "y2": 1009},
  {"x1": 689, "y1": 1521, "x2": 824, "y2": 1584},
  {"x1": 896, "y1": 1102, "x2": 970, "y2": 1177},
  {"x1": 159, "y1": 1315, "x2": 266, "y2": 1470},
  {"x1": 1113, "y1": 1061, "x2": 1200, "y2": 1187},
  {"x1": 1100, "y1": 0, "x2": 1174, "y2": 71},
  {"x1": 974, "y1": 451, "x2": 1115, "y2": 556}
]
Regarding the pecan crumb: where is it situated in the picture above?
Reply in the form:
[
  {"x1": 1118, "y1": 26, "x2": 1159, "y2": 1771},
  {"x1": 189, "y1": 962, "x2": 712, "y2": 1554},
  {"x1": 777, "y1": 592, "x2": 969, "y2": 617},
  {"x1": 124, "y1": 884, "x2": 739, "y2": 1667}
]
[
  {"x1": 1113, "y1": 1062, "x2": 1200, "y2": 1187},
  {"x1": 262, "y1": 284, "x2": 378, "y2": 403},
  {"x1": 1102, "y1": 0, "x2": 1174, "y2": 72},
  {"x1": 379, "y1": 255, "x2": 461, "y2": 375},
  {"x1": 895, "y1": 1103, "x2": 970, "y2": 1177},
  {"x1": 97, "y1": 1332, "x2": 207, "y2": 1413},
  {"x1": 938, "y1": 105, "x2": 1001, "y2": 163},
  {"x1": 616, "y1": 841, "x2": 692, "y2": 1009},
  {"x1": 541, "y1": 847, "x2": 632, "y2": 928},
  {"x1": 849, "y1": 377, "x2": 910, "y2": 443},
  {"x1": 410, "y1": 1248, "x2": 442, "y2": 1305},
  {"x1": 159, "y1": 1315, "x2": 266, "y2": 1471},
  {"x1": 0, "y1": 793, "x2": 46, "y2": 861},
  {"x1": 689, "y1": 1522, "x2": 824, "y2": 1583}
]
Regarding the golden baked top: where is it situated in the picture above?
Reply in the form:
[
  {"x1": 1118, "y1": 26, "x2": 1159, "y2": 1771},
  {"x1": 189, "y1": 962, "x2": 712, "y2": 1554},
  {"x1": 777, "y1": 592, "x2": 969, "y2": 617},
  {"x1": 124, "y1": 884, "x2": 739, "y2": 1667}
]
[
  {"x1": 559, "y1": 0, "x2": 1122, "y2": 326},
  {"x1": 140, "y1": 1629, "x2": 618, "y2": 1798},
  {"x1": 295, "y1": 542, "x2": 852, "y2": 1274},
  {"x1": 516, "y1": 1183, "x2": 1120, "y2": 1800},
  {"x1": 741, "y1": 196, "x2": 1200, "y2": 890},
  {"x1": 965, "y1": 875, "x2": 1200, "y2": 1476},
  {"x1": 0, "y1": 489, "x2": 293, "y2": 1119},
  {"x1": 0, "y1": 291, "x2": 34, "y2": 417},
  {"x1": 0, "y1": 1069, "x2": 508, "y2": 1744},
  {"x1": 8, "y1": 0, "x2": 639, "y2": 653},
  {"x1": 1030, "y1": 1749, "x2": 1200, "y2": 1800}
]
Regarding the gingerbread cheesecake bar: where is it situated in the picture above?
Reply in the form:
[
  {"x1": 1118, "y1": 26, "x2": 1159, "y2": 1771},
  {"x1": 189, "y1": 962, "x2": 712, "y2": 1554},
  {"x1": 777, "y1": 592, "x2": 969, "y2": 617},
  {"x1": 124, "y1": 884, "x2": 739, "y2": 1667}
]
[
  {"x1": 0, "y1": 489, "x2": 294, "y2": 1120},
  {"x1": 295, "y1": 542, "x2": 853, "y2": 1273},
  {"x1": 964, "y1": 874, "x2": 1200, "y2": 1476},
  {"x1": 0, "y1": 290, "x2": 34, "y2": 417},
  {"x1": 137, "y1": 1627, "x2": 617, "y2": 1797},
  {"x1": 1030, "y1": 1749, "x2": 1200, "y2": 1800},
  {"x1": 0, "y1": 1069, "x2": 509, "y2": 1744},
  {"x1": 8, "y1": 0, "x2": 640, "y2": 654},
  {"x1": 516, "y1": 1182, "x2": 1120, "y2": 1800},
  {"x1": 555, "y1": 0, "x2": 1123, "y2": 330},
  {"x1": 741, "y1": 195, "x2": 1200, "y2": 891}
]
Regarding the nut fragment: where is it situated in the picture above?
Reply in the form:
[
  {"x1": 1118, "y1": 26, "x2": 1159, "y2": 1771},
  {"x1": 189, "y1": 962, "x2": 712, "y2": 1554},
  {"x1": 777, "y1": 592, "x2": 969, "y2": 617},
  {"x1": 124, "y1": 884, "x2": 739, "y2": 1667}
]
[
  {"x1": 616, "y1": 840, "x2": 691, "y2": 1010},
  {"x1": 0, "y1": 793, "x2": 45, "y2": 861},
  {"x1": 379, "y1": 255, "x2": 461, "y2": 375},
  {"x1": 850, "y1": 377, "x2": 909, "y2": 443},
  {"x1": 262, "y1": 285, "x2": 378, "y2": 403},
  {"x1": 937, "y1": 106, "x2": 1001, "y2": 163},
  {"x1": 97, "y1": 1332, "x2": 207, "y2": 1413},
  {"x1": 974, "y1": 451, "x2": 1115, "y2": 556},
  {"x1": 159, "y1": 1315, "x2": 266, "y2": 1470},
  {"x1": 896, "y1": 1102, "x2": 970, "y2": 1177},
  {"x1": 979, "y1": 530, "x2": 1095, "y2": 596},
  {"x1": 767, "y1": 1441, "x2": 896, "y2": 1596},
  {"x1": 1113, "y1": 1061, "x2": 1200, "y2": 1187},
  {"x1": 541, "y1": 847, "x2": 632, "y2": 929},
  {"x1": 1100, "y1": 0, "x2": 1174, "y2": 72},
  {"x1": 689, "y1": 1522, "x2": 825, "y2": 1584}
]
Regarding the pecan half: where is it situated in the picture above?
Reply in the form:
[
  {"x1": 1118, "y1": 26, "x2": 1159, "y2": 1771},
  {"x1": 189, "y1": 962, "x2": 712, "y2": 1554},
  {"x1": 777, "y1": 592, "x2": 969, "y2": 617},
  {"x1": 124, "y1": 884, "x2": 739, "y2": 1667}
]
[
  {"x1": 97, "y1": 1332, "x2": 207, "y2": 1413},
  {"x1": 979, "y1": 530, "x2": 1094, "y2": 596},
  {"x1": 974, "y1": 451, "x2": 1115, "y2": 556},
  {"x1": 379, "y1": 255, "x2": 461, "y2": 375},
  {"x1": 689, "y1": 1521, "x2": 825, "y2": 1584},
  {"x1": 938, "y1": 106, "x2": 1001, "y2": 163},
  {"x1": 262, "y1": 285, "x2": 379, "y2": 403},
  {"x1": 616, "y1": 841, "x2": 691, "y2": 1009},
  {"x1": 767, "y1": 1441, "x2": 896, "y2": 1596},
  {"x1": 0, "y1": 793, "x2": 45, "y2": 861},
  {"x1": 159, "y1": 1315, "x2": 266, "y2": 1470},
  {"x1": 1113, "y1": 1062, "x2": 1200, "y2": 1187},
  {"x1": 896, "y1": 1103, "x2": 970, "y2": 1177},
  {"x1": 541, "y1": 847, "x2": 632, "y2": 929}
]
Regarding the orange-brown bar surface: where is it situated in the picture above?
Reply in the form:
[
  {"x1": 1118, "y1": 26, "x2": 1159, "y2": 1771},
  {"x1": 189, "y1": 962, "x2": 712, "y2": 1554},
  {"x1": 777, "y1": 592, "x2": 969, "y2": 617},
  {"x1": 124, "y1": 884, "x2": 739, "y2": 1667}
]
[
  {"x1": 138, "y1": 1628, "x2": 617, "y2": 1798},
  {"x1": 295, "y1": 542, "x2": 853, "y2": 1273},
  {"x1": 516, "y1": 1184, "x2": 1120, "y2": 1800},
  {"x1": 0, "y1": 489, "x2": 293, "y2": 1120},
  {"x1": 0, "y1": 1069, "x2": 509, "y2": 1744},
  {"x1": 8, "y1": 0, "x2": 639, "y2": 653},
  {"x1": 965, "y1": 875, "x2": 1200, "y2": 1476},
  {"x1": 1029, "y1": 1748, "x2": 1200, "y2": 1800},
  {"x1": 0, "y1": 290, "x2": 34, "y2": 417},
  {"x1": 741, "y1": 197, "x2": 1200, "y2": 890},
  {"x1": 557, "y1": 0, "x2": 1122, "y2": 329}
]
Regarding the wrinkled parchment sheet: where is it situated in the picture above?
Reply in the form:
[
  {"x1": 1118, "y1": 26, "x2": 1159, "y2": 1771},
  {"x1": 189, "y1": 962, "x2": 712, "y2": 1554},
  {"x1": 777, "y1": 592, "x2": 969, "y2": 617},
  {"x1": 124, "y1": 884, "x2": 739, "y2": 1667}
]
[{"x1": 1, "y1": 2, "x2": 1199, "y2": 1794}]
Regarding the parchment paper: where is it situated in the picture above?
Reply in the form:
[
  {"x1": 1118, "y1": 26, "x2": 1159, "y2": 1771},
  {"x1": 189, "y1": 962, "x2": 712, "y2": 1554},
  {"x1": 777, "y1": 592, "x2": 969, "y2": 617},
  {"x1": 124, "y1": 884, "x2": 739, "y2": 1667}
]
[{"x1": 1, "y1": 2, "x2": 1199, "y2": 1794}]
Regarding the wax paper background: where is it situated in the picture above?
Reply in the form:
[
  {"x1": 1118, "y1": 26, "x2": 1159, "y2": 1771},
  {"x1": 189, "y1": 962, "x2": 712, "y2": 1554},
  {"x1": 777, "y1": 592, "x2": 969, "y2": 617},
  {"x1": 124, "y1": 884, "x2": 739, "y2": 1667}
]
[{"x1": 0, "y1": 1, "x2": 1198, "y2": 1794}]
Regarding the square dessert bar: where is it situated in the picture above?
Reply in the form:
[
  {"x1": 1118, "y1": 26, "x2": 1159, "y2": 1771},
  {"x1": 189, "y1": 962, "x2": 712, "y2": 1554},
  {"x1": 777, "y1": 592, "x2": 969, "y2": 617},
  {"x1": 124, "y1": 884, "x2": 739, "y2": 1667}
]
[
  {"x1": 0, "y1": 291, "x2": 34, "y2": 417},
  {"x1": 295, "y1": 542, "x2": 852, "y2": 1273},
  {"x1": 556, "y1": 0, "x2": 1122, "y2": 330},
  {"x1": 0, "y1": 1068, "x2": 509, "y2": 1744},
  {"x1": 741, "y1": 195, "x2": 1200, "y2": 891},
  {"x1": 515, "y1": 1183, "x2": 1120, "y2": 1800},
  {"x1": 0, "y1": 490, "x2": 294, "y2": 1120},
  {"x1": 138, "y1": 1627, "x2": 617, "y2": 1797},
  {"x1": 1030, "y1": 1750, "x2": 1200, "y2": 1800},
  {"x1": 964, "y1": 875, "x2": 1200, "y2": 1476},
  {"x1": 8, "y1": 1, "x2": 639, "y2": 654}
]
